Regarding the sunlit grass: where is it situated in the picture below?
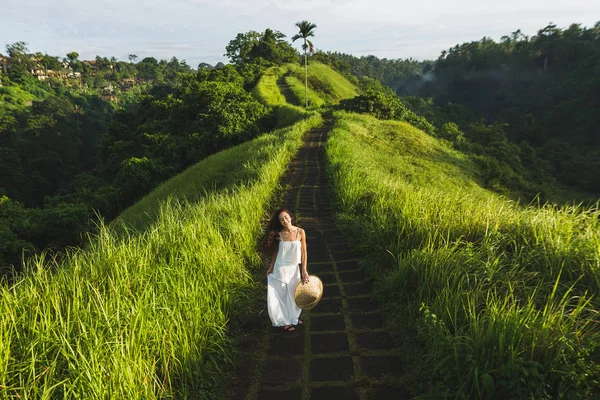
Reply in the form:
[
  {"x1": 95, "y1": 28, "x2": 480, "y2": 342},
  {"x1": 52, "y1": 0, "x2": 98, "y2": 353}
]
[
  {"x1": 251, "y1": 66, "x2": 287, "y2": 106},
  {"x1": 286, "y1": 62, "x2": 359, "y2": 104},
  {"x1": 284, "y1": 73, "x2": 325, "y2": 108},
  {"x1": 251, "y1": 66, "x2": 308, "y2": 127},
  {"x1": 0, "y1": 115, "x2": 323, "y2": 398},
  {"x1": 251, "y1": 62, "x2": 358, "y2": 122},
  {"x1": 326, "y1": 111, "x2": 600, "y2": 398},
  {"x1": 116, "y1": 130, "x2": 294, "y2": 232}
]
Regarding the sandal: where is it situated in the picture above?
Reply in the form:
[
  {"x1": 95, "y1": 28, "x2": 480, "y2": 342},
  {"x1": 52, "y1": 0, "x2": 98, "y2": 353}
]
[
  {"x1": 281, "y1": 325, "x2": 295, "y2": 332},
  {"x1": 295, "y1": 319, "x2": 303, "y2": 325}
]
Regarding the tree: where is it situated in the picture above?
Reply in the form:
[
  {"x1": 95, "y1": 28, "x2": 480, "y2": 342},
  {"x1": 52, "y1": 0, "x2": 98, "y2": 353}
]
[
  {"x1": 292, "y1": 21, "x2": 317, "y2": 108},
  {"x1": 198, "y1": 62, "x2": 213, "y2": 70},
  {"x1": 40, "y1": 54, "x2": 61, "y2": 71},
  {"x1": 5, "y1": 41, "x2": 34, "y2": 78},
  {"x1": 249, "y1": 29, "x2": 297, "y2": 65},
  {"x1": 128, "y1": 54, "x2": 138, "y2": 63},
  {"x1": 225, "y1": 29, "x2": 297, "y2": 67},
  {"x1": 66, "y1": 51, "x2": 82, "y2": 71},
  {"x1": 66, "y1": 52, "x2": 79, "y2": 63},
  {"x1": 225, "y1": 31, "x2": 262, "y2": 66}
]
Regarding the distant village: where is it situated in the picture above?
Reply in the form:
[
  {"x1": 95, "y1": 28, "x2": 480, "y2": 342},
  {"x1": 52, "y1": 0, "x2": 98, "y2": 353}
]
[{"x1": 0, "y1": 53, "x2": 136, "y2": 102}]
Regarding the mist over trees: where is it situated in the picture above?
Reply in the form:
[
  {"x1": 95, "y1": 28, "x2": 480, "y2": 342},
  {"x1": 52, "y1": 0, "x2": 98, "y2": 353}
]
[{"x1": 396, "y1": 22, "x2": 600, "y2": 194}]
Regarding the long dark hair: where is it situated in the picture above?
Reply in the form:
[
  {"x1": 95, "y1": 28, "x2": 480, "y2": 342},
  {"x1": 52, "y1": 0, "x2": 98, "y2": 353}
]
[{"x1": 262, "y1": 208, "x2": 294, "y2": 254}]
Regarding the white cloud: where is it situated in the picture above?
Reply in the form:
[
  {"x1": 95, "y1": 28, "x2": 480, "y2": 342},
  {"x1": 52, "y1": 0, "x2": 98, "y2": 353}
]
[{"x1": 1, "y1": 0, "x2": 598, "y2": 66}]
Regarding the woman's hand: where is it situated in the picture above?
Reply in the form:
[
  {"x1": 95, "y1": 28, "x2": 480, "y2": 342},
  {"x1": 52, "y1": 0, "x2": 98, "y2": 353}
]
[
  {"x1": 266, "y1": 267, "x2": 273, "y2": 276},
  {"x1": 301, "y1": 270, "x2": 310, "y2": 283}
]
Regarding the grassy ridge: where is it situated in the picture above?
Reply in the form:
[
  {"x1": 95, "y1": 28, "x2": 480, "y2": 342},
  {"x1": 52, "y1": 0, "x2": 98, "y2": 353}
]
[
  {"x1": 253, "y1": 62, "x2": 359, "y2": 111},
  {"x1": 251, "y1": 66, "x2": 288, "y2": 106},
  {"x1": 116, "y1": 124, "x2": 299, "y2": 232},
  {"x1": 251, "y1": 66, "x2": 307, "y2": 128},
  {"x1": 326, "y1": 111, "x2": 600, "y2": 398},
  {"x1": 284, "y1": 73, "x2": 325, "y2": 108},
  {"x1": 285, "y1": 62, "x2": 359, "y2": 105},
  {"x1": 0, "y1": 115, "x2": 323, "y2": 398}
]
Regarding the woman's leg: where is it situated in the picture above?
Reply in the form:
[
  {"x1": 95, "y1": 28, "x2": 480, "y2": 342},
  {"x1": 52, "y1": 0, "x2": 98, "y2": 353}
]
[
  {"x1": 267, "y1": 276, "x2": 289, "y2": 327},
  {"x1": 285, "y1": 274, "x2": 302, "y2": 325}
]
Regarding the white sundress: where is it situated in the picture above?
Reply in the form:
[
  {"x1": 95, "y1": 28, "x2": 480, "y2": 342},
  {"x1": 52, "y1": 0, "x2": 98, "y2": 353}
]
[{"x1": 267, "y1": 230, "x2": 302, "y2": 327}]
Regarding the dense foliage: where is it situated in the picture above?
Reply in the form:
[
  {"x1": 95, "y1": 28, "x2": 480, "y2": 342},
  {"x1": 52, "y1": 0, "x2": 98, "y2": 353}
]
[
  {"x1": 317, "y1": 51, "x2": 429, "y2": 91},
  {"x1": 0, "y1": 38, "x2": 279, "y2": 273},
  {"x1": 99, "y1": 66, "x2": 269, "y2": 208},
  {"x1": 225, "y1": 28, "x2": 298, "y2": 66},
  {"x1": 402, "y1": 96, "x2": 557, "y2": 201},
  {"x1": 397, "y1": 22, "x2": 600, "y2": 194}
]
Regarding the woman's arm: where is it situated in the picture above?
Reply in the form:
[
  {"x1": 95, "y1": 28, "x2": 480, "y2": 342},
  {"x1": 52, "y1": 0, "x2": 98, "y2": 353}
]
[{"x1": 300, "y1": 228, "x2": 309, "y2": 282}]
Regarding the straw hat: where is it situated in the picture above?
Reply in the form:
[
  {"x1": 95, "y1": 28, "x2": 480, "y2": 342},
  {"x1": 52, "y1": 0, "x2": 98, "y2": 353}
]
[{"x1": 294, "y1": 275, "x2": 323, "y2": 310}]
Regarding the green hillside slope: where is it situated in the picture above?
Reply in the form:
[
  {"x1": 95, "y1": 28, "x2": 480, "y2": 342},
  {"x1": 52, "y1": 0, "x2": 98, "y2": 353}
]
[
  {"x1": 115, "y1": 121, "x2": 305, "y2": 232},
  {"x1": 253, "y1": 62, "x2": 358, "y2": 109},
  {"x1": 326, "y1": 111, "x2": 600, "y2": 398},
  {"x1": 0, "y1": 115, "x2": 323, "y2": 398}
]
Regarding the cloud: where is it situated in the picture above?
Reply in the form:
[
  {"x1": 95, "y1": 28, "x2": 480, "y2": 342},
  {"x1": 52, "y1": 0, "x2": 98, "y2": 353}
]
[{"x1": 1, "y1": 0, "x2": 598, "y2": 65}]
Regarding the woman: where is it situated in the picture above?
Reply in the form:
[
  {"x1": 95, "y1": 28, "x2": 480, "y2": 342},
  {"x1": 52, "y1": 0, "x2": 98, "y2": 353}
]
[{"x1": 264, "y1": 209, "x2": 309, "y2": 332}]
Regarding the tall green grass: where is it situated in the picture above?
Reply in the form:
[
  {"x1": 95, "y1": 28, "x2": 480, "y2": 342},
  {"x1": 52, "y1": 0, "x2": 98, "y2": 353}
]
[
  {"x1": 284, "y1": 73, "x2": 325, "y2": 108},
  {"x1": 251, "y1": 66, "x2": 288, "y2": 106},
  {"x1": 285, "y1": 62, "x2": 359, "y2": 105},
  {"x1": 268, "y1": 62, "x2": 359, "y2": 110},
  {"x1": 251, "y1": 66, "x2": 307, "y2": 127},
  {"x1": 116, "y1": 123, "x2": 303, "y2": 232},
  {"x1": 252, "y1": 62, "x2": 358, "y2": 122},
  {"x1": 0, "y1": 115, "x2": 323, "y2": 398},
  {"x1": 326, "y1": 111, "x2": 600, "y2": 398}
]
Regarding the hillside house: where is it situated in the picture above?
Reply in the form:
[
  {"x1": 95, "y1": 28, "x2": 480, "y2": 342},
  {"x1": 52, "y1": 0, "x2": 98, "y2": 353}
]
[
  {"x1": 119, "y1": 77, "x2": 135, "y2": 89},
  {"x1": 102, "y1": 83, "x2": 115, "y2": 93},
  {"x1": 25, "y1": 53, "x2": 41, "y2": 61},
  {"x1": 32, "y1": 68, "x2": 47, "y2": 80},
  {"x1": 83, "y1": 60, "x2": 97, "y2": 73},
  {"x1": 83, "y1": 59, "x2": 114, "y2": 74}
]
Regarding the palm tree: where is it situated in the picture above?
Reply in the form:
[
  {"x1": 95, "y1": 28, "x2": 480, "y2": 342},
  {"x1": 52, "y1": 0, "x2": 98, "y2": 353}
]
[{"x1": 292, "y1": 21, "x2": 317, "y2": 108}]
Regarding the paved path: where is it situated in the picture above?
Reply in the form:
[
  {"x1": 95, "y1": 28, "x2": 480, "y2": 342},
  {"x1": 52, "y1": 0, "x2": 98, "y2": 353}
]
[
  {"x1": 229, "y1": 122, "x2": 409, "y2": 400},
  {"x1": 276, "y1": 73, "x2": 298, "y2": 106}
]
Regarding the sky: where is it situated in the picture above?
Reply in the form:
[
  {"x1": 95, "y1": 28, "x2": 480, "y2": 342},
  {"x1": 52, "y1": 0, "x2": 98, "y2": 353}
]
[{"x1": 1, "y1": 0, "x2": 598, "y2": 68}]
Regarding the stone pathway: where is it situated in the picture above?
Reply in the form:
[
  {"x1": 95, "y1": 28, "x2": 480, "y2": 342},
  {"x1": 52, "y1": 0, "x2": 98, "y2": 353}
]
[
  {"x1": 229, "y1": 122, "x2": 410, "y2": 400},
  {"x1": 276, "y1": 73, "x2": 298, "y2": 106}
]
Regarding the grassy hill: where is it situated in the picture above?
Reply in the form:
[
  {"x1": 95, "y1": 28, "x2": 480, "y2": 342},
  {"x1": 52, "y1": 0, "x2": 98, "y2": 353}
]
[
  {"x1": 114, "y1": 122, "x2": 309, "y2": 232},
  {"x1": 326, "y1": 111, "x2": 600, "y2": 398},
  {"x1": 0, "y1": 115, "x2": 323, "y2": 398},
  {"x1": 252, "y1": 62, "x2": 358, "y2": 110},
  {"x1": 117, "y1": 61, "x2": 358, "y2": 233},
  {"x1": 3, "y1": 55, "x2": 597, "y2": 399},
  {"x1": 0, "y1": 60, "x2": 356, "y2": 398}
]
